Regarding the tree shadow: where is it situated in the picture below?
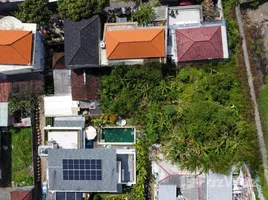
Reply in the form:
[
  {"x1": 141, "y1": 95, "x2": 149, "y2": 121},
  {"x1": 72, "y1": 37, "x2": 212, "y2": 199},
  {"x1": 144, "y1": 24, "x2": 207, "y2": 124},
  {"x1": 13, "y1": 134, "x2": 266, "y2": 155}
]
[{"x1": 0, "y1": 129, "x2": 12, "y2": 187}]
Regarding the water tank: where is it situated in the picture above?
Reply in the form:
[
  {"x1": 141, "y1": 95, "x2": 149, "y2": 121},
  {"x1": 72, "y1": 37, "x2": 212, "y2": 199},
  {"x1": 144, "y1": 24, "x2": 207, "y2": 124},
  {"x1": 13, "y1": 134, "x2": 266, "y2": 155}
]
[{"x1": 100, "y1": 41, "x2": 106, "y2": 49}]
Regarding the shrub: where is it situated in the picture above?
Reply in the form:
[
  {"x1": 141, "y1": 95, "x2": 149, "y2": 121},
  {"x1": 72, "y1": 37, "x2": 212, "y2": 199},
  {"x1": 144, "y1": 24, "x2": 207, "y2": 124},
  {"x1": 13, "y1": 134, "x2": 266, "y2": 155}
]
[
  {"x1": 93, "y1": 194, "x2": 102, "y2": 200},
  {"x1": 57, "y1": 0, "x2": 106, "y2": 21},
  {"x1": 14, "y1": 0, "x2": 51, "y2": 26},
  {"x1": 132, "y1": 4, "x2": 155, "y2": 26}
]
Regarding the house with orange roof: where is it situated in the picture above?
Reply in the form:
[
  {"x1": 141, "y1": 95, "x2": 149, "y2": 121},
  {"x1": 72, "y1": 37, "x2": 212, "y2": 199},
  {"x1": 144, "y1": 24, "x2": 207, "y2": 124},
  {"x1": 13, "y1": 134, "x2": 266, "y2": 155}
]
[
  {"x1": 0, "y1": 16, "x2": 44, "y2": 75},
  {"x1": 101, "y1": 23, "x2": 166, "y2": 65}
]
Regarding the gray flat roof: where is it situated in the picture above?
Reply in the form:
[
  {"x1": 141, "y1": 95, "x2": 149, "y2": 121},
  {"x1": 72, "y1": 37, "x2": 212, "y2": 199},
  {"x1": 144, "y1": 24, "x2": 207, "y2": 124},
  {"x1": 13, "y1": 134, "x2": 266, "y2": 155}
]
[
  {"x1": 207, "y1": 173, "x2": 232, "y2": 200},
  {"x1": 53, "y1": 70, "x2": 71, "y2": 95},
  {"x1": 0, "y1": 103, "x2": 8, "y2": 127},
  {"x1": 48, "y1": 149, "x2": 118, "y2": 192},
  {"x1": 159, "y1": 185, "x2": 177, "y2": 200},
  {"x1": 54, "y1": 116, "x2": 85, "y2": 128}
]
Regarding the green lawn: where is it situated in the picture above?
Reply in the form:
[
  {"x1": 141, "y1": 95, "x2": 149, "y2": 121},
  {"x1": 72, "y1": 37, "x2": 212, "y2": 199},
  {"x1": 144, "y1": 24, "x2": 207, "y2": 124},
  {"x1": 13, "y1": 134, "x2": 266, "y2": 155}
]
[
  {"x1": 11, "y1": 128, "x2": 34, "y2": 186},
  {"x1": 258, "y1": 76, "x2": 268, "y2": 198},
  {"x1": 259, "y1": 76, "x2": 268, "y2": 146}
]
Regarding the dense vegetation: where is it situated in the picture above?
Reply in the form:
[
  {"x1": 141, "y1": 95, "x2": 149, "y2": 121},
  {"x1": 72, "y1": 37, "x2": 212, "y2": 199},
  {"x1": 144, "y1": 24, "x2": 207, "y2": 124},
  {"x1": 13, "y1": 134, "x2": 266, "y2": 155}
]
[
  {"x1": 131, "y1": 139, "x2": 151, "y2": 200},
  {"x1": 101, "y1": 63, "x2": 259, "y2": 174},
  {"x1": 57, "y1": 0, "x2": 106, "y2": 21},
  {"x1": 132, "y1": 4, "x2": 155, "y2": 25},
  {"x1": 100, "y1": 0, "x2": 261, "y2": 196},
  {"x1": 14, "y1": 0, "x2": 51, "y2": 26},
  {"x1": 11, "y1": 128, "x2": 34, "y2": 186}
]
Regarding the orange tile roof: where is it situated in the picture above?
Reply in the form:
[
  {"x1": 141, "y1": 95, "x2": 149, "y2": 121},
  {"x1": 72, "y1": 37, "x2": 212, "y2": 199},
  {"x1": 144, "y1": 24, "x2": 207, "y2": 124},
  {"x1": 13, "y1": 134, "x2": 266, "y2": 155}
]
[
  {"x1": 106, "y1": 28, "x2": 165, "y2": 60},
  {"x1": 0, "y1": 30, "x2": 33, "y2": 65}
]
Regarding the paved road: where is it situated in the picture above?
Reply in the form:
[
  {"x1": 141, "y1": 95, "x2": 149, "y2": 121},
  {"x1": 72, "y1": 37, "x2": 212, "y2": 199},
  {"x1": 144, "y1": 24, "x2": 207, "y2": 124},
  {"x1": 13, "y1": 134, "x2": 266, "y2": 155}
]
[{"x1": 235, "y1": 4, "x2": 267, "y2": 199}]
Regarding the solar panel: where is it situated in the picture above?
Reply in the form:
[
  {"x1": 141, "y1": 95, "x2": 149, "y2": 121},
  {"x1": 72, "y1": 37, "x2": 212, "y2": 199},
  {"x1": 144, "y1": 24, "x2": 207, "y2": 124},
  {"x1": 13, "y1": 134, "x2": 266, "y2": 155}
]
[
  {"x1": 62, "y1": 159, "x2": 102, "y2": 181},
  {"x1": 67, "y1": 192, "x2": 76, "y2": 200}
]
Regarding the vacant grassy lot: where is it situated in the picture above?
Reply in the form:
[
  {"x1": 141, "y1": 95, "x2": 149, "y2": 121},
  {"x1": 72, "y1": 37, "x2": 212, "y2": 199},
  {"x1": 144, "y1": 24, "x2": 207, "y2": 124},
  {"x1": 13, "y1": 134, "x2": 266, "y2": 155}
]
[
  {"x1": 11, "y1": 128, "x2": 34, "y2": 186},
  {"x1": 258, "y1": 76, "x2": 268, "y2": 197},
  {"x1": 259, "y1": 76, "x2": 268, "y2": 145}
]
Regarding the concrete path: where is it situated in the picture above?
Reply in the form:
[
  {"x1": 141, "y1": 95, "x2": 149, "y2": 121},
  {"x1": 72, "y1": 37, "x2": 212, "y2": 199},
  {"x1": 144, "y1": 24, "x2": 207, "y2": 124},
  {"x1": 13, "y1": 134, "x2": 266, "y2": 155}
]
[{"x1": 235, "y1": 4, "x2": 268, "y2": 197}]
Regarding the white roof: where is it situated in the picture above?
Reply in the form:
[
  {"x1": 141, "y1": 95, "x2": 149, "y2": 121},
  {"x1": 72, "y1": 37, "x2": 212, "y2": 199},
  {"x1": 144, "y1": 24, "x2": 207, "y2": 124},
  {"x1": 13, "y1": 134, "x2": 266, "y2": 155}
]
[
  {"x1": 159, "y1": 185, "x2": 177, "y2": 200},
  {"x1": 44, "y1": 95, "x2": 79, "y2": 117},
  {"x1": 48, "y1": 131, "x2": 78, "y2": 149},
  {"x1": 168, "y1": 5, "x2": 202, "y2": 26},
  {"x1": 207, "y1": 173, "x2": 232, "y2": 200},
  {"x1": 0, "y1": 102, "x2": 8, "y2": 127}
]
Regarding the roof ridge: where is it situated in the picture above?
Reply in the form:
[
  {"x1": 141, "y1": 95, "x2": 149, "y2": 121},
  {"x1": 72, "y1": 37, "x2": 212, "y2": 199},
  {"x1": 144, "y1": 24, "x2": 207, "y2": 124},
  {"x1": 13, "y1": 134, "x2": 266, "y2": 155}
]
[
  {"x1": 177, "y1": 32, "x2": 195, "y2": 61},
  {"x1": 11, "y1": 32, "x2": 32, "y2": 64},
  {"x1": 208, "y1": 27, "x2": 222, "y2": 57},
  {"x1": 80, "y1": 16, "x2": 99, "y2": 32},
  {"x1": 106, "y1": 32, "x2": 119, "y2": 59},
  {"x1": 208, "y1": 41, "x2": 221, "y2": 57},
  {"x1": 150, "y1": 29, "x2": 165, "y2": 56},
  {"x1": 10, "y1": 31, "x2": 32, "y2": 45},
  {"x1": 208, "y1": 26, "x2": 221, "y2": 40}
]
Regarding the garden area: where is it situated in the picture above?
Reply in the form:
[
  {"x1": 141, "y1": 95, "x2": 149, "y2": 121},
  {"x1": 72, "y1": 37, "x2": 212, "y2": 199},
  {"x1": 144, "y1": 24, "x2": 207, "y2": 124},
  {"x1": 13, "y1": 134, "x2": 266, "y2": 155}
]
[{"x1": 11, "y1": 128, "x2": 34, "y2": 187}]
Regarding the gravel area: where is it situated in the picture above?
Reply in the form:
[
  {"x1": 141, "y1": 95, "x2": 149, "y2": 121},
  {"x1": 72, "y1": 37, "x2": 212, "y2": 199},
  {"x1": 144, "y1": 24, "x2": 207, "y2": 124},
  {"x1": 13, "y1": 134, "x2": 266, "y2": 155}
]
[{"x1": 246, "y1": 2, "x2": 268, "y2": 73}]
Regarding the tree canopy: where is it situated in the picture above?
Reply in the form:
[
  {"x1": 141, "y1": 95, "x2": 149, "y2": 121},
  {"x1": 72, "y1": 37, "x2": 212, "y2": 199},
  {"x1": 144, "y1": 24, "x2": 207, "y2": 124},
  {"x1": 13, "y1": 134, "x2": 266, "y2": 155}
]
[
  {"x1": 132, "y1": 3, "x2": 155, "y2": 25},
  {"x1": 57, "y1": 0, "x2": 106, "y2": 21},
  {"x1": 14, "y1": 0, "x2": 51, "y2": 26}
]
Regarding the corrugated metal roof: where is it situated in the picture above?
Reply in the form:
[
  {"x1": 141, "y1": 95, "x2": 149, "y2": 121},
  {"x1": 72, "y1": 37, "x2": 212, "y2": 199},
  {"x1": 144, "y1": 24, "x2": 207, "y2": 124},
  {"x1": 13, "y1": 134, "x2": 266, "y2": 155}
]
[{"x1": 0, "y1": 102, "x2": 8, "y2": 127}]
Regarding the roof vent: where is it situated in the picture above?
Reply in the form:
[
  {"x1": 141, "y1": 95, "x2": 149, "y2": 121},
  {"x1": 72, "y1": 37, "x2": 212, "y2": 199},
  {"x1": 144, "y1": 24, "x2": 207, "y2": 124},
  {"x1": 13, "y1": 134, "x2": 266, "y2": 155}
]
[{"x1": 100, "y1": 41, "x2": 106, "y2": 49}]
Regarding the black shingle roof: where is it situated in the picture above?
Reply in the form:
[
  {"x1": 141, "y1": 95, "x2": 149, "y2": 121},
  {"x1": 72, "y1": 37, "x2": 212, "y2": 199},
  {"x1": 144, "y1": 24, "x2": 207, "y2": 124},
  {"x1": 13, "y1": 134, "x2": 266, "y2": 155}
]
[{"x1": 64, "y1": 16, "x2": 101, "y2": 69}]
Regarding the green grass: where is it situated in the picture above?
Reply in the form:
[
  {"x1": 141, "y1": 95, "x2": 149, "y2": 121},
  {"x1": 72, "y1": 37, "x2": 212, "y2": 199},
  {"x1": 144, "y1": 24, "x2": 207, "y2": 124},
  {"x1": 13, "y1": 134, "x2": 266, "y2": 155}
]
[
  {"x1": 259, "y1": 76, "x2": 268, "y2": 146},
  {"x1": 11, "y1": 128, "x2": 34, "y2": 186},
  {"x1": 258, "y1": 76, "x2": 268, "y2": 198}
]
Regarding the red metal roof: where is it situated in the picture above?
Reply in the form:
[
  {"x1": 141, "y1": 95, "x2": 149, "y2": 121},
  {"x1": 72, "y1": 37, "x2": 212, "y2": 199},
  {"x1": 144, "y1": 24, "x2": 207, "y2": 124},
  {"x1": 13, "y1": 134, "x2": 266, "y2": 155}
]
[
  {"x1": 0, "y1": 79, "x2": 11, "y2": 102},
  {"x1": 176, "y1": 26, "x2": 223, "y2": 62},
  {"x1": 11, "y1": 190, "x2": 32, "y2": 200}
]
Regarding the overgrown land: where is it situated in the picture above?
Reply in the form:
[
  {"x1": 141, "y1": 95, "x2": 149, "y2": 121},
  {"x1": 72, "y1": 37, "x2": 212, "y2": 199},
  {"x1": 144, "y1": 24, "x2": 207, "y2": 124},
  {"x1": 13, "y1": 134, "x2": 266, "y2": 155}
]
[
  {"x1": 99, "y1": 1, "x2": 262, "y2": 199},
  {"x1": 11, "y1": 128, "x2": 34, "y2": 187}
]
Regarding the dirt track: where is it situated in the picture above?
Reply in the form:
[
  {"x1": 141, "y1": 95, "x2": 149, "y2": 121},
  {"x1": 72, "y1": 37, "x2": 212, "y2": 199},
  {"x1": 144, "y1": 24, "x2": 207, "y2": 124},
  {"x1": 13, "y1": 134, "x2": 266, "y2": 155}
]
[
  {"x1": 236, "y1": 4, "x2": 266, "y2": 199},
  {"x1": 246, "y1": 2, "x2": 268, "y2": 73}
]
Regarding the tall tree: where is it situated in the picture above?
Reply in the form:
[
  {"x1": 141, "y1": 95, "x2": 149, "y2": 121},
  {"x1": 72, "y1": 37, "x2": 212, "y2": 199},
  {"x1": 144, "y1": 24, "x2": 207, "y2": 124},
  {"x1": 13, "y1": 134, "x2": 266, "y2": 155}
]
[
  {"x1": 57, "y1": 0, "x2": 106, "y2": 21},
  {"x1": 132, "y1": 3, "x2": 155, "y2": 26},
  {"x1": 14, "y1": 0, "x2": 51, "y2": 26}
]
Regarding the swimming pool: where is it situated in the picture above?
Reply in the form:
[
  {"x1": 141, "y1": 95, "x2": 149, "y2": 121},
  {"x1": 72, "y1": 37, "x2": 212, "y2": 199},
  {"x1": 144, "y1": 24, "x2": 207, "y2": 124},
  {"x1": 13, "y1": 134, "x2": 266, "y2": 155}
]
[{"x1": 99, "y1": 127, "x2": 135, "y2": 144}]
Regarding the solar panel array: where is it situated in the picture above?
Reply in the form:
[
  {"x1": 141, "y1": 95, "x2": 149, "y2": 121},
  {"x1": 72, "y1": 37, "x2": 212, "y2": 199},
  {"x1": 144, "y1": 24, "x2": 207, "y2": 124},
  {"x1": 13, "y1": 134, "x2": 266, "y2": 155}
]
[{"x1": 62, "y1": 159, "x2": 102, "y2": 181}]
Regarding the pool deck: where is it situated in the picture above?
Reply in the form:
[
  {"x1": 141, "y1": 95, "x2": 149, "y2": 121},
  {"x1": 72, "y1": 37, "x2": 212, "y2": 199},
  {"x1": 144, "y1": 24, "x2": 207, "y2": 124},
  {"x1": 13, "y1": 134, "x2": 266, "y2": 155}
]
[{"x1": 92, "y1": 140, "x2": 134, "y2": 150}]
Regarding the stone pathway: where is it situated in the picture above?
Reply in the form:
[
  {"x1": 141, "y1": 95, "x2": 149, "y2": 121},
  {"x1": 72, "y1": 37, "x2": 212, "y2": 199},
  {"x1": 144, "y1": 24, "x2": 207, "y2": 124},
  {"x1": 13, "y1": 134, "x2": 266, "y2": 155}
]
[{"x1": 236, "y1": 4, "x2": 267, "y2": 200}]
